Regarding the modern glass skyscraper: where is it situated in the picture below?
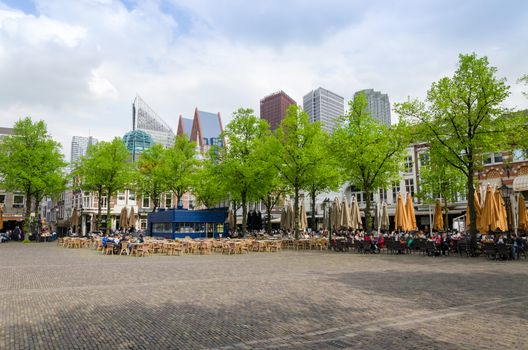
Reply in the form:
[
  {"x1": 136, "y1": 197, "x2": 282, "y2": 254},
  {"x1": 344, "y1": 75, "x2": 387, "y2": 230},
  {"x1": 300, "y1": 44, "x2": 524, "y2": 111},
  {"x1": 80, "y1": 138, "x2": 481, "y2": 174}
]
[
  {"x1": 354, "y1": 89, "x2": 391, "y2": 126},
  {"x1": 71, "y1": 136, "x2": 98, "y2": 163},
  {"x1": 303, "y1": 87, "x2": 344, "y2": 133},
  {"x1": 132, "y1": 95, "x2": 175, "y2": 148}
]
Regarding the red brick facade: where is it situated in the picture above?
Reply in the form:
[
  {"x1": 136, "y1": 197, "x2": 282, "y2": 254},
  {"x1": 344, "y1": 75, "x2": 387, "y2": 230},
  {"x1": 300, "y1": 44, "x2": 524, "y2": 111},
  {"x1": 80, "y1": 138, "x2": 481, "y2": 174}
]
[{"x1": 260, "y1": 91, "x2": 296, "y2": 130}]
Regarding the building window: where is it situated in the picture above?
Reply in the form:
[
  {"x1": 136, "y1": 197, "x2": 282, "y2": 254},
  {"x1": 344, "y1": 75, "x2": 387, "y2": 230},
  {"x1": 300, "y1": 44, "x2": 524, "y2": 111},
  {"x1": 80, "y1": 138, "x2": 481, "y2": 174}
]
[
  {"x1": 513, "y1": 149, "x2": 527, "y2": 161},
  {"x1": 404, "y1": 156, "x2": 413, "y2": 173},
  {"x1": 100, "y1": 196, "x2": 107, "y2": 208},
  {"x1": 13, "y1": 195, "x2": 24, "y2": 208},
  {"x1": 493, "y1": 152, "x2": 503, "y2": 163},
  {"x1": 379, "y1": 189, "x2": 388, "y2": 202},
  {"x1": 140, "y1": 219, "x2": 147, "y2": 230},
  {"x1": 0, "y1": 194, "x2": 5, "y2": 204},
  {"x1": 142, "y1": 196, "x2": 150, "y2": 208},
  {"x1": 392, "y1": 182, "x2": 400, "y2": 203},
  {"x1": 405, "y1": 179, "x2": 415, "y2": 197},
  {"x1": 128, "y1": 191, "x2": 136, "y2": 205},
  {"x1": 483, "y1": 152, "x2": 504, "y2": 164},
  {"x1": 165, "y1": 193, "x2": 172, "y2": 208},
  {"x1": 419, "y1": 152, "x2": 429, "y2": 167},
  {"x1": 203, "y1": 137, "x2": 209, "y2": 145},
  {"x1": 117, "y1": 192, "x2": 126, "y2": 203}
]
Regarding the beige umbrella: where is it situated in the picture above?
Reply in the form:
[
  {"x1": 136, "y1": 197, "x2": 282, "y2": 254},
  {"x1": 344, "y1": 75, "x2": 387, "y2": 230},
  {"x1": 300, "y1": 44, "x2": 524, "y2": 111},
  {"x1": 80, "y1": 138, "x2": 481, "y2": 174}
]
[
  {"x1": 394, "y1": 193, "x2": 407, "y2": 231},
  {"x1": 481, "y1": 185, "x2": 500, "y2": 232},
  {"x1": 119, "y1": 206, "x2": 128, "y2": 228},
  {"x1": 433, "y1": 199, "x2": 444, "y2": 231},
  {"x1": 227, "y1": 210, "x2": 236, "y2": 231},
  {"x1": 71, "y1": 208, "x2": 79, "y2": 233},
  {"x1": 0, "y1": 205, "x2": 4, "y2": 231},
  {"x1": 287, "y1": 201, "x2": 295, "y2": 231},
  {"x1": 279, "y1": 207, "x2": 286, "y2": 230},
  {"x1": 494, "y1": 190, "x2": 508, "y2": 232},
  {"x1": 90, "y1": 214, "x2": 97, "y2": 233},
  {"x1": 380, "y1": 201, "x2": 389, "y2": 231},
  {"x1": 405, "y1": 193, "x2": 417, "y2": 231},
  {"x1": 299, "y1": 203, "x2": 308, "y2": 231},
  {"x1": 340, "y1": 197, "x2": 351, "y2": 229},
  {"x1": 331, "y1": 197, "x2": 341, "y2": 230},
  {"x1": 128, "y1": 206, "x2": 136, "y2": 228},
  {"x1": 517, "y1": 195, "x2": 528, "y2": 232},
  {"x1": 350, "y1": 195, "x2": 362, "y2": 230}
]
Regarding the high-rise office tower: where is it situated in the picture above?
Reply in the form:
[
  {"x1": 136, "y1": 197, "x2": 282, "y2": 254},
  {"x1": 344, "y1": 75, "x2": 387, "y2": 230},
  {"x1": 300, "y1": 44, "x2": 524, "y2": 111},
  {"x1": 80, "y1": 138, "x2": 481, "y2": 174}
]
[
  {"x1": 303, "y1": 87, "x2": 344, "y2": 133},
  {"x1": 71, "y1": 136, "x2": 98, "y2": 163},
  {"x1": 260, "y1": 91, "x2": 296, "y2": 130},
  {"x1": 354, "y1": 89, "x2": 391, "y2": 126},
  {"x1": 132, "y1": 95, "x2": 175, "y2": 148}
]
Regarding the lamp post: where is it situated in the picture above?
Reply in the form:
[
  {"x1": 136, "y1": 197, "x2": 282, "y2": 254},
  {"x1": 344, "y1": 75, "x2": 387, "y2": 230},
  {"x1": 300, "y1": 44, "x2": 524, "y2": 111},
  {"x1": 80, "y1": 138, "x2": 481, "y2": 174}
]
[
  {"x1": 498, "y1": 183, "x2": 512, "y2": 233},
  {"x1": 80, "y1": 204, "x2": 84, "y2": 236}
]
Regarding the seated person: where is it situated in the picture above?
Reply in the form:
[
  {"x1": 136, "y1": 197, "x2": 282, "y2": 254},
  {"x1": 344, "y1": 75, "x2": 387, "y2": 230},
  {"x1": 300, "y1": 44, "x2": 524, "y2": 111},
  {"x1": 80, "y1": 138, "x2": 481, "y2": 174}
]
[{"x1": 101, "y1": 234, "x2": 109, "y2": 248}]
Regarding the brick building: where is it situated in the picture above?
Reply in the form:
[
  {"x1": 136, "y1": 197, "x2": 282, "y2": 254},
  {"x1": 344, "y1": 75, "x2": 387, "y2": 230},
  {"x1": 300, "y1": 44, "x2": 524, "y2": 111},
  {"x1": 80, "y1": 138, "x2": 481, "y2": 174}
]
[{"x1": 260, "y1": 91, "x2": 296, "y2": 130}]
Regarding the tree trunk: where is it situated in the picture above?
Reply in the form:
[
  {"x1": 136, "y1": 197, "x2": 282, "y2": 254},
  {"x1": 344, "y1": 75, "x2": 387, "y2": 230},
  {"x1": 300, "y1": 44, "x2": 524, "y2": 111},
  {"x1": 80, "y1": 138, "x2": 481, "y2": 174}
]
[
  {"x1": 265, "y1": 194, "x2": 272, "y2": 234},
  {"x1": 106, "y1": 190, "x2": 112, "y2": 234},
  {"x1": 33, "y1": 192, "x2": 42, "y2": 241},
  {"x1": 310, "y1": 186, "x2": 317, "y2": 232},
  {"x1": 24, "y1": 187, "x2": 32, "y2": 240},
  {"x1": 241, "y1": 190, "x2": 247, "y2": 233},
  {"x1": 467, "y1": 162, "x2": 477, "y2": 253},
  {"x1": 294, "y1": 186, "x2": 300, "y2": 240},
  {"x1": 364, "y1": 186, "x2": 371, "y2": 232}
]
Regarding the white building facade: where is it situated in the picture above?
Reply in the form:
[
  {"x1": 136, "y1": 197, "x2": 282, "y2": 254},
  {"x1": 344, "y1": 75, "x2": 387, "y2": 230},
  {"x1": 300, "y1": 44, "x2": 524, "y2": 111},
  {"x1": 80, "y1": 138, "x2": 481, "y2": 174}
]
[{"x1": 303, "y1": 87, "x2": 344, "y2": 133}]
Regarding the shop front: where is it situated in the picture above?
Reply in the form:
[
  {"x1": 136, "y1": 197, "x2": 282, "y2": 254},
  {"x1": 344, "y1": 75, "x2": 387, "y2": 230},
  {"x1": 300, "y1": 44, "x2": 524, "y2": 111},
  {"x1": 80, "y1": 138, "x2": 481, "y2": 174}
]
[{"x1": 147, "y1": 208, "x2": 228, "y2": 239}]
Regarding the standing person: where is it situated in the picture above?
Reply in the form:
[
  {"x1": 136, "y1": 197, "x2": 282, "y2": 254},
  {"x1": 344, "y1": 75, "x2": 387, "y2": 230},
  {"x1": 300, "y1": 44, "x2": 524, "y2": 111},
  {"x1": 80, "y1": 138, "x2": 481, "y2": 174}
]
[{"x1": 13, "y1": 226, "x2": 21, "y2": 241}]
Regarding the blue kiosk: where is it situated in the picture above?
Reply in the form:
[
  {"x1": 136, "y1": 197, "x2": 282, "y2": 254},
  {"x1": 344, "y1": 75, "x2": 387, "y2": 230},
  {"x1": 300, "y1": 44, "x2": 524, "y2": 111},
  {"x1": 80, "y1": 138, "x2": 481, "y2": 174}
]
[{"x1": 147, "y1": 208, "x2": 229, "y2": 239}]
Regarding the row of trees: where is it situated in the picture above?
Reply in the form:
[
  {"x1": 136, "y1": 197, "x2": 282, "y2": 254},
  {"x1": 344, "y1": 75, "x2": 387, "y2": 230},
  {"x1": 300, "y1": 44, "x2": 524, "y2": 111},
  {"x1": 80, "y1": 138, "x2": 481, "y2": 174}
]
[{"x1": 1, "y1": 53, "x2": 526, "y2": 246}]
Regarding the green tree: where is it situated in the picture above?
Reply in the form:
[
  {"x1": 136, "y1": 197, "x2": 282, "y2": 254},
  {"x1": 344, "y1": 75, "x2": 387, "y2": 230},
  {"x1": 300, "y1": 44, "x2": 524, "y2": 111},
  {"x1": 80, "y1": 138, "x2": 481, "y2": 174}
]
[
  {"x1": 78, "y1": 138, "x2": 132, "y2": 233},
  {"x1": 192, "y1": 155, "x2": 227, "y2": 209},
  {"x1": 217, "y1": 108, "x2": 270, "y2": 232},
  {"x1": 306, "y1": 136, "x2": 342, "y2": 231},
  {"x1": 163, "y1": 135, "x2": 198, "y2": 208},
  {"x1": 333, "y1": 93, "x2": 409, "y2": 231},
  {"x1": 270, "y1": 105, "x2": 327, "y2": 239},
  {"x1": 134, "y1": 144, "x2": 167, "y2": 212},
  {"x1": 395, "y1": 53, "x2": 521, "y2": 249},
  {"x1": 416, "y1": 150, "x2": 466, "y2": 230},
  {"x1": 0, "y1": 117, "x2": 66, "y2": 239}
]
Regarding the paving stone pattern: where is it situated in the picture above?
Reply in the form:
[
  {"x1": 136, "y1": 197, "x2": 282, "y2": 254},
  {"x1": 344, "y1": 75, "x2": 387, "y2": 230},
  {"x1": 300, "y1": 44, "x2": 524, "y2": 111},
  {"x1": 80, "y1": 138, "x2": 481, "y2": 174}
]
[{"x1": 0, "y1": 243, "x2": 527, "y2": 349}]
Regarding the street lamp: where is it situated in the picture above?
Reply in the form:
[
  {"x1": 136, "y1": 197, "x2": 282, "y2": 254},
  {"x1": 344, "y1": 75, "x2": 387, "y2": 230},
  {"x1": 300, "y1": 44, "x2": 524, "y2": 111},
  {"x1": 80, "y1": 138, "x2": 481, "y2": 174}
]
[
  {"x1": 498, "y1": 183, "x2": 512, "y2": 232},
  {"x1": 80, "y1": 204, "x2": 84, "y2": 236}
]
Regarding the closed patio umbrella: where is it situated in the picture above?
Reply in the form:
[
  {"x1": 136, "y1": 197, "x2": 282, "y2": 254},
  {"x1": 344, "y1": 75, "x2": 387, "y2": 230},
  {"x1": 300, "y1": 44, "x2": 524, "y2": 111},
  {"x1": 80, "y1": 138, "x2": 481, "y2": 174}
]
[
  {"x1": 350, "y1": 195, "x2": 362, "y2": 230},
  {"x1": 517, "y1": 194, "x2": 528, "y2": 232},
  {"x1": 287, "y1": 201, "x2": 295, "y2": 231},
  {"x1": 433, "y1": 199, "x2": 444, "y2": 231},
  {"x1": 128, "y1": 206, "x2": 136, "y2": 228},
  {"x1": 494, "y1": 190, "x2": 508, "y2": 232},
  {"x1": 299, "y1": 203, "x2": 308, "y2": 231},
  {"x1": 465, "y1": 191, "x2": 483, "y2": 232},
  {"x1": 394, "y1": 193, "x2": 407, "y2": 231},
  {"x1": 331, "y1": 197, "x2": 341, "y2": 230},
  {"x1": 90, "y1": 214, "x2": 97, "y2": 233},
  {"x1": 280, "y1": 207, "x2": 286, "y2": 230},
  {"x1": 119, "y1": 207, "x2": 127, "y2": 229},
  {"x1": 380, "y1": 201, "x2": 389, "y2": 231},
  {"x1": 481, "y1": 185, "x2": 500, "y2": 232},
  {"x1": 405, "y1": 193, "x2": 417, "y2": 231},
  {"x1": 340, "y1": 197, "x2": 351, "y2": 229},
  {"x1": 70, "y1": 208, "x2": 79, "y2": 233}
]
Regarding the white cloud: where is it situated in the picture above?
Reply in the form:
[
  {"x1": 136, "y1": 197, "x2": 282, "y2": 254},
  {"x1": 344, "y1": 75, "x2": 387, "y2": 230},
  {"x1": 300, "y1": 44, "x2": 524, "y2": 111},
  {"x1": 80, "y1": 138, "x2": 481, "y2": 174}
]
[{"x1": 0, "y1": 0, "x2": 527, "y2": 163}]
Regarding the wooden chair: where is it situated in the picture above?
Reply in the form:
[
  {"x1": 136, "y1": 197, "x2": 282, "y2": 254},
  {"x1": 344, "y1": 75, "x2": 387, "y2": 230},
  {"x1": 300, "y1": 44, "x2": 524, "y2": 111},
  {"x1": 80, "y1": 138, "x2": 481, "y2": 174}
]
[
  {"x1": 103, "y1": 242, "x2": 114, "y2": 255},
  {"x1": 120, "y1": 241, "x2": 130, "y2": 256},
  {"x1": 135, "y1": 243, "x2": 150, "y2": 257}
]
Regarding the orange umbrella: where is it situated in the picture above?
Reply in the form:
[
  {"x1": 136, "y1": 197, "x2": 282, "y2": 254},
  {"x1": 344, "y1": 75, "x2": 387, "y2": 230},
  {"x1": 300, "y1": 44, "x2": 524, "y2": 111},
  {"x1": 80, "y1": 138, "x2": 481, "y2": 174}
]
[
  {"x1": 480, "y1": 185, "x2": 500, "y2": 232},
  {"x1": 494, "y1": 190, "x2": 508, "y2": 232},
  {"x1": 433, "y1": 199, "x2": 444, "y2": 231},
  {"x1": 394, "y1": 193, "x2": 407, "y2": 231},
  {"x1": 518, "y1": 195, "x2": 528, "y2": 232},
  {"x1": 405, "y1": 193, "x2": 416, "y2": 231},
  {"x1": 466, "y1": 191, "x2": 483, "y2": 232}
]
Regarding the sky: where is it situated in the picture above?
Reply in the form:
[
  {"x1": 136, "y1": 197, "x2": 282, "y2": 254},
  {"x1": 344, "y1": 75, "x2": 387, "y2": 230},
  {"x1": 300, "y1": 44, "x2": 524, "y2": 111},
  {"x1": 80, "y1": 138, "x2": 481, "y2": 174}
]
[{"x1": 1, "y1": 0, "x2": 527, "y2": 161}]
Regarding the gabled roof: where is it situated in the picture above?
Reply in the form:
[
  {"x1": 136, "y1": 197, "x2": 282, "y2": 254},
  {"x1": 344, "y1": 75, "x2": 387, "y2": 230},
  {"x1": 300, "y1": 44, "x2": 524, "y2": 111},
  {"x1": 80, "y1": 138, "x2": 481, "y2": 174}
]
[
  {"x1": 189, "y1": 108, "x2": 224, "y2": 150},
  {"x1": 177, "y1": 115, "x2": 193, "y2": 137}
]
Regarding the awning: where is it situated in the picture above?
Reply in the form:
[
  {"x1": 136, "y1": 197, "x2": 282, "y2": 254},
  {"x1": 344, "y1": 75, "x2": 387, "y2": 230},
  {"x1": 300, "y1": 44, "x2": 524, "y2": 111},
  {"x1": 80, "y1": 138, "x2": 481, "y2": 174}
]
[{"x1": 513, "y1": 175, "x2": 528, "y2": 192}]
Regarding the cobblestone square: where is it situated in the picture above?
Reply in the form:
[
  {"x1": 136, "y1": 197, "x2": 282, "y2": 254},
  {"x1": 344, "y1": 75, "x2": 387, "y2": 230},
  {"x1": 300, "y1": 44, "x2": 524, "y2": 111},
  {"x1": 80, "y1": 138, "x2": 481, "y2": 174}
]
[{"x1": 0, "y1": 243, "x2": 527, "y2": 349}]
